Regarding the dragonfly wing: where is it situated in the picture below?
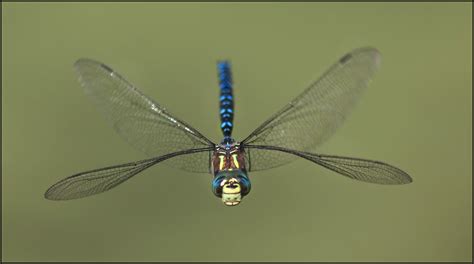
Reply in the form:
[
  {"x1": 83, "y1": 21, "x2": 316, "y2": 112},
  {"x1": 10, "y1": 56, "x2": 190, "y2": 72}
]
[
  {"x1": 307, "y1": 154, "x2": 412, "y2": 184},
  {"x1": 245, "y1": 146, "x2": 412, "y2": 184},
  {"x1": 45, "y1": 148, "x2": 212, "y2": 200},
  {"x1": 244, "y1": 147, "x2": 296, "y2": 172},
  {"x1": 241, "y1": 47, "x2": 381, "y2": 171},
  {"x1": 74, "y1": 59, "x2": 215, "y2": 173}
]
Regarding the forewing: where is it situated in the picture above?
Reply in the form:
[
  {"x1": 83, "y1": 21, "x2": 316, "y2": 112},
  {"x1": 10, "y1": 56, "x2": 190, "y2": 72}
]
[
  {"x1": 242, "y1": 47, "x2": 381, "y2": 171},
  {"x1": 45, "y1": 148, "x2": 212, "y2": 200},
  {"x1": 74, "y1": 59, "x2": 215, "y2": 173}
]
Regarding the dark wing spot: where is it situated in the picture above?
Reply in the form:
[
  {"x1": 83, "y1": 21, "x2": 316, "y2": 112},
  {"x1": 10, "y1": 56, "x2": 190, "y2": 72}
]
[
  {"x1": 339, "y1": 53, "x2": 352, "y2": 64},
  {"x1": 100, "y1": 63, "x2": 114, "y2": 73}
]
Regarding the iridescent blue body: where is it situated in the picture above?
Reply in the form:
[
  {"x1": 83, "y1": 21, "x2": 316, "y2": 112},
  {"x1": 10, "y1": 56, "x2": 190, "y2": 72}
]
[
  {"x1": 217, "y1": 61, "x2": 234, "y2": 143},
  {"x1": 213, "y1": 61, "x2": 251, "y2": 206}
]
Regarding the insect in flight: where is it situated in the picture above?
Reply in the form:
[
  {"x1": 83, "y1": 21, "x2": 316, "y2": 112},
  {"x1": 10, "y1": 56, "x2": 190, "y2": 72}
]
[{"x1": 45, "y1": 47, "x2": 412, "y2": 206}]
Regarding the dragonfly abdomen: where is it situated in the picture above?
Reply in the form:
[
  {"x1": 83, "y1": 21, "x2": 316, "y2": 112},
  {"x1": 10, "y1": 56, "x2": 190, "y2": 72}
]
[{"x1": 217, "y1": 61, "x2": 234, "y2": 141}]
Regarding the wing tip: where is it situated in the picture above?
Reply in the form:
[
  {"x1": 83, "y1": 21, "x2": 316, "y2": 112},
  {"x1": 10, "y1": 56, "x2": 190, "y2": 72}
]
[
  {"x1": 44, "y1": 180, "x2": 78, "y2": 201},
  {"x1": 401, "y1": 172, "x2": 414, "y2": 184},
  {"x1": 74, "y1": 58, "x2": 98, "y2": 67},
  {"x1": 73, "y1": 58, "x2": 114, "y2": 74},
  {"x1": 44, "y1": 189, "x2": 82, "y2": 201},
  {"x1": 44, "y1": 189, "x2": 60, "y2": 201},
  {"x1": 343, "y1": 46, "x2": 381, "y2": 68},
  {"x1": 44, "y1": 185, "x2": 64, "y2": 201},
  {"x1": 391, "y1": 164, "x2": 413, "y2": 185},
  {"x1": 385, "y1": 168, "x2": 413, "y2": 185},
  {"x1": 353, "y1": 46, "x2": 381, "y2": 55}
]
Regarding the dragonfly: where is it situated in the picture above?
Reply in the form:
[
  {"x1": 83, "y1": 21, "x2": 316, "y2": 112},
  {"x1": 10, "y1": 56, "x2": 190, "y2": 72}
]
[{"x1": 44, "y1": 47, "x2": 412, "y2": 206}]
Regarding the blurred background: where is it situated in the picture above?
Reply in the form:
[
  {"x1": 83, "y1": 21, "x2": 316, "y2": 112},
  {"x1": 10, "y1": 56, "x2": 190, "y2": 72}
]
[{"x1": 2, "y1": 3, "x2": 471, "y2": 261}]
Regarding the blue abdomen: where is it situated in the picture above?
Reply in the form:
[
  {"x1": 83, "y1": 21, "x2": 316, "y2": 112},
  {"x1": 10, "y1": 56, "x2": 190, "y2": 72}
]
[{"x1": 217, "y1": 61, "x2": 234, "y2": 140}]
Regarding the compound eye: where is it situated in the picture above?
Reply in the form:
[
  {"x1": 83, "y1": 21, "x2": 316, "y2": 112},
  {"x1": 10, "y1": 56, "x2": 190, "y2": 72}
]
[{"x1": 212, "y1": 176, "x2": 227, "y2": 197}]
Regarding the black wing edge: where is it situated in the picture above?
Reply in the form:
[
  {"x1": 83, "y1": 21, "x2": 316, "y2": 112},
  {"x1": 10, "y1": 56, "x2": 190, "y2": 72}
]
[
  {"x1": 244, "y1": 145, "x2": 413, "y2": 185},
  {"x1": 44, "y1": 147, "x2": 213, "y2": 201}
]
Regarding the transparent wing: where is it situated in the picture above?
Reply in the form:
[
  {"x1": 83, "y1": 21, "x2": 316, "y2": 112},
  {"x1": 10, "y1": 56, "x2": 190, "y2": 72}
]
[
  {"x1": 45, "y1": 148, "x2": 212, "y2": 200},
  {"x1": 245, "y1": 146, "x2": 412, "y2": 184},
  {"x1": 74, "y1": 59, "x2": 215, "y2": 173},
  {"x1": 241, "y1": 47, "x2": 381, "y2": 171}
]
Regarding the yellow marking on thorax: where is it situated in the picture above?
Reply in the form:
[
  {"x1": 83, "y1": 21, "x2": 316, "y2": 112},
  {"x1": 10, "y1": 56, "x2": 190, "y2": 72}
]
[
  {"x1": 232, "y1": 154, "x2": 240, "y2": 169},
  {"x1": 219, "y1": 155, "x2": 225, "y2": 170}
]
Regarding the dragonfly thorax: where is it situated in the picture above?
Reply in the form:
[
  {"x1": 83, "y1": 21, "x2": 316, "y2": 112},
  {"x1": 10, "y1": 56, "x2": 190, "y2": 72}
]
[
  {"x1": 212, "y1": 141, "x2": 245, "y2": 172},
  {"x1": 211, "y1": 141, "x2": 251, "y2": 206}
]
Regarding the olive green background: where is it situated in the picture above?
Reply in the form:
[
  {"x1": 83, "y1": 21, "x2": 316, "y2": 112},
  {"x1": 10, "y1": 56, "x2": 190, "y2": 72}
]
[{"x1": 2, "y1": 3, "x2": 471, "y2": 262}]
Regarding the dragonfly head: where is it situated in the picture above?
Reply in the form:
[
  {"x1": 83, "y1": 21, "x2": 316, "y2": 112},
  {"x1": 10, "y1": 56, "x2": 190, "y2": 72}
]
[{"x1": 212, "y1": 170, "x2": 251, "y2": 206}]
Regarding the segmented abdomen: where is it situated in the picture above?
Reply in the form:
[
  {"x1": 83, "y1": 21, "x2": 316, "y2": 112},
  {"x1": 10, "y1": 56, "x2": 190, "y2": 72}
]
[{"x1": 217, "y1": 61, "x2": 234, "y2": 139}]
